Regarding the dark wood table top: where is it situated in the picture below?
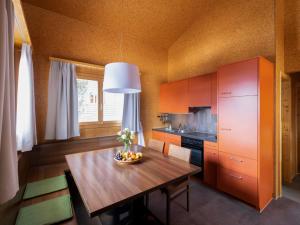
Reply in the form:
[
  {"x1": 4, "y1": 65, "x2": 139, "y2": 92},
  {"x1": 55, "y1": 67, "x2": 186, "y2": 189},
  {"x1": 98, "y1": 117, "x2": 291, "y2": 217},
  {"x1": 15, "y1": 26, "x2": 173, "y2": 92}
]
[{"x1": 65, "y1": 145, "x2": 201, "y2": 216}]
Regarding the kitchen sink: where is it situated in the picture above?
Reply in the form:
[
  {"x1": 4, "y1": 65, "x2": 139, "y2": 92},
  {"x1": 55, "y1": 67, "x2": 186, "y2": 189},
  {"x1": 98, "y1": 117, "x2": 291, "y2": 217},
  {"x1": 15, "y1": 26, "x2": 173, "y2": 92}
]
[{"x1": 164, "y1": 128, "x2": 186, "y2": 133}]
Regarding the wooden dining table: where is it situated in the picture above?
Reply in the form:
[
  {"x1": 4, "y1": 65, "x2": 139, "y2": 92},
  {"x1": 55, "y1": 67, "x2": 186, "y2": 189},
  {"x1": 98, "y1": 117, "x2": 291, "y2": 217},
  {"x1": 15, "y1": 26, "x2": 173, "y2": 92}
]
[{"x1": 65, "y1": 145, "x2": 201, "y2": 219}]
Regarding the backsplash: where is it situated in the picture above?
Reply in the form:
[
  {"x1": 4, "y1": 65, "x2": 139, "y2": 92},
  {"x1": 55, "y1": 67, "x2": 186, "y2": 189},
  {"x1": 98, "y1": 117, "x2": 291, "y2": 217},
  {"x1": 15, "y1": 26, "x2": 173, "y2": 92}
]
[{"x1": 169, "y1": 108, "x2": 217, "y2": 134}]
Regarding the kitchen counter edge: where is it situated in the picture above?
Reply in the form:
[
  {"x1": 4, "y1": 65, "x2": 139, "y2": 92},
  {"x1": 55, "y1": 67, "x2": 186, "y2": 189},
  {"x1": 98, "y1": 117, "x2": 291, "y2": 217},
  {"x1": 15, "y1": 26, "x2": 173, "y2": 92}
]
[{"x1": 152, "y1": 128, "x2": 217, "y2": 143}]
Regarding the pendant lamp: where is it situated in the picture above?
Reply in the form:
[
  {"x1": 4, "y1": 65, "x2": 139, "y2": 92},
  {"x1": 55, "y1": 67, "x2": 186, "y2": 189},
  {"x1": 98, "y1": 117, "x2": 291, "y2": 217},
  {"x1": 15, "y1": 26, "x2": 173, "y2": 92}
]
[
  {"x1": 103, "y1": 0, "x2": 141, "y2": 94},
  {"x1": 103, "y1": 62, "x2": 141, "y2": 93}
]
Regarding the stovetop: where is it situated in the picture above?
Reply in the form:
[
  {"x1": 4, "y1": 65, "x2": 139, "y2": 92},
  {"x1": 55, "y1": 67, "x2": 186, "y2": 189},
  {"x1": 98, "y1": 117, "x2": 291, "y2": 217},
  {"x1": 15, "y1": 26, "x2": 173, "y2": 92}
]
[
  {"x1": 152, "y1": 128, "x2": 217, "y2": 142},
  {"x1": 186, "y1": 132, "x2": 216, "y2": 137},
  {"x1": 182, "y1": 132, "x2": 217, "y2": 142}
]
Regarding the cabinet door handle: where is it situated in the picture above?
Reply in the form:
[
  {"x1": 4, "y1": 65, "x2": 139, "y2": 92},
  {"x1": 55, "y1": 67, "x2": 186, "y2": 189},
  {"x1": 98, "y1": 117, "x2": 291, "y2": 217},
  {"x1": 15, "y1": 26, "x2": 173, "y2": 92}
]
[
  {"x1": 229, "y1": 157, "x2": 244, "y2": 163},
  {"x1": 221, "y1": 128, "x2": 232, "y2": 131},
  {"x1": 229, "y1": 174, "x2": 243, "y2": 180},
  {"x1": 221, "y1": 91, "x2": 232, "y2": 95}
]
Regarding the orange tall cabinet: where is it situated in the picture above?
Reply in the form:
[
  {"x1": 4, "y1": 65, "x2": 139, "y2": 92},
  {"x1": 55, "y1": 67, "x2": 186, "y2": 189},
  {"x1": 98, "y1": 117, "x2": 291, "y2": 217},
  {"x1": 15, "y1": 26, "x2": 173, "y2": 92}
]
[
  {"x1": 204, "y1": 141, "x2": 218, "y2": 187},
  {"x1": 217, "y1": 57, "x2": 274, "y2": 211}
]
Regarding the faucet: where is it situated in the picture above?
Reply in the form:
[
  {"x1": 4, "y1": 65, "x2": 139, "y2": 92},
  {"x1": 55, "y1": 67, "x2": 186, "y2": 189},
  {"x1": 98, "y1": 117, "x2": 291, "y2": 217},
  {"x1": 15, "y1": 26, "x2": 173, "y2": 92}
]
[{"x1": 178, "y1": 123, "x2": 184, "y2": 133}]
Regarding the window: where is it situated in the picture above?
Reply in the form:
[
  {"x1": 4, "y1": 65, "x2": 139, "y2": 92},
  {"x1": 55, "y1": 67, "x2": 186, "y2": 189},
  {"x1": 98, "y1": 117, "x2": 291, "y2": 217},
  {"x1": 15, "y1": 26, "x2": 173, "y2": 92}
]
[
  {"x1": 77, "y1": 73, "x2": 124, "y2": 124},
  {"x1": 77, "y1": 79, "x2": 99, "y2": 122},
  {"x1": 103, "y1": 92, "x2": 124, "y2": 121}
]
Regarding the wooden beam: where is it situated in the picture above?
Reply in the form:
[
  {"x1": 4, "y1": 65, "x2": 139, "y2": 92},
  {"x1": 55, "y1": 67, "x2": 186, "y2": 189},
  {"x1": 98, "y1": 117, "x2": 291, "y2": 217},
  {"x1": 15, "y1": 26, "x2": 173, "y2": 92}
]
[
  {"x1": 274, "y1": 0, "x2": 285, "y2": 198},
  {"x1": 49, "y1": 57, "x2": 104, "y2": 70}
]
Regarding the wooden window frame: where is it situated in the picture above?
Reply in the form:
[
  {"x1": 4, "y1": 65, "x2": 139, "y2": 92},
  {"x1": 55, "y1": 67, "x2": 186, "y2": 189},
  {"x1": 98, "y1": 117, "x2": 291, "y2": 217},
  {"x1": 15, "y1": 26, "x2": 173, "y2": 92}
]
[{"x1": 77, "y1": 71, "x2": 122, "y2": 128}]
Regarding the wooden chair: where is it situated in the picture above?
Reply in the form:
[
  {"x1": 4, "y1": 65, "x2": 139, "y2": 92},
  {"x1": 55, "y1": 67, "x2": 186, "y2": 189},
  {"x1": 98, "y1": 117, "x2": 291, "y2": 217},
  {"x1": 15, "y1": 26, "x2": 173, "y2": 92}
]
[
  {"x1": 168, "y1": 144, "x2": 191, "y2": 162},
  {"x1": 164, "y1": 144, "x2": 191, "y2": 225},
  {"x1": 147, "y1": 138, "x2": 164, "y2": 153},
  {"x1": 145, "y1": 138, "x2": 165, "y2": 208}
]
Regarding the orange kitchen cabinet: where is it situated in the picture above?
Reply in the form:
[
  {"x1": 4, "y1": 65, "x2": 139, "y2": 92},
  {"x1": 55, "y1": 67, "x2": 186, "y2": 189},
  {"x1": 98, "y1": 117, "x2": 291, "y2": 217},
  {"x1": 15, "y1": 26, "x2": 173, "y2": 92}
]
[
  {"x1": 164, "y1": 133, "x2": 181, "y2": 155},
  {"x1": 218, "y1": 58, "x2": 258, "y2": 97},
  {"x1": 211, "y1": 73, "x2": 217, "y2": 115},
  {"x1": 217, "y1": 57, "x2": 274, "y2": 211},
  {"x1": 152, "y1": 131, "x2": 181, "y2": 155},
  {"x1": 218, "y1": 167, "x2": 258, "y2": 206},
  {"x1": 204, "y1": 141, "x2": 218, "y2": 187},
  {"x1": 188, "y1": 74, "x2": 212, "y2": 107},
  {"x1": 218, "y1": 152, "x2": 257, "y2": 178},
  {"x1": 159, "y1": 83, "x2": 170, "y2": 113},
  {"x1": 152, "y1": 130, "x2": 166, "y2": 142},
  {"x1": 218, "y1": 96, "x2": 258, "y2": 160},
  {"x1": 159, "y1": 79, "x2": 189, "y2": 113}
]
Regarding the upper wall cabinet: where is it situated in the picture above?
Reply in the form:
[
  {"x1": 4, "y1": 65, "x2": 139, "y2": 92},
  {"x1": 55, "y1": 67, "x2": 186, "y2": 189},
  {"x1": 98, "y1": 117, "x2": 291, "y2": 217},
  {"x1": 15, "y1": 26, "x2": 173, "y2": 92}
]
[
  {"x1": 218, "y1": 58, "x2": 258, "y2": 97},
  {"x1": 159, "y1": 79, "x2": 189, "y2": 113},
  {"x1": 159, "y1": 73, "x2": 218, "y2": 114},
  {"x1": 188, "y1": 74, "x2": 212, "y2": 107}
]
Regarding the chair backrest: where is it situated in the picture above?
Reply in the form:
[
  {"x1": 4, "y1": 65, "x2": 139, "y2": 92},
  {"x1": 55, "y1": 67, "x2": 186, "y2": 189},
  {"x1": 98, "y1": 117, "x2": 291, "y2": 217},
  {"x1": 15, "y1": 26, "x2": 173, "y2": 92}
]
[
  {"x1": 168, "y1": 144, "x2": 191, "y2": 163},
  {"x1": 148, "y1": 139, "x2": 164, "y2": 153}
]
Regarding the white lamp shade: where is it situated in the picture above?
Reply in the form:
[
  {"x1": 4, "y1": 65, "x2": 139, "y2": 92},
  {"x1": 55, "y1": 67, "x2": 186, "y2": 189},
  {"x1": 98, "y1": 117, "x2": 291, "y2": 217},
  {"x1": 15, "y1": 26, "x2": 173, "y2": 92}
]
[{"x1": 103, "y1": 62, "x2": 141, "y2": 93}]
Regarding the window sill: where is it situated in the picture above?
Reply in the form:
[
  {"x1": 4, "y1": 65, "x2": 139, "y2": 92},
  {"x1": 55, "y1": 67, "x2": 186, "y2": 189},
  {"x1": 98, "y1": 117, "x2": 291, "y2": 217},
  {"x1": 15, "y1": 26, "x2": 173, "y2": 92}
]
[{"x1": 80, "y1": 121, "x2": 121, "y2": 128}]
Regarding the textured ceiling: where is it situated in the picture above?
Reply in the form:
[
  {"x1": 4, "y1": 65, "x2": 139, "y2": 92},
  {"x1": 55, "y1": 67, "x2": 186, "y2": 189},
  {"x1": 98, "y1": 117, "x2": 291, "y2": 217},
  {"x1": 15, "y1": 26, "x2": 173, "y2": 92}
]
[{"x1": 21, "y1": 0, "x2": 203, "y2": 49}]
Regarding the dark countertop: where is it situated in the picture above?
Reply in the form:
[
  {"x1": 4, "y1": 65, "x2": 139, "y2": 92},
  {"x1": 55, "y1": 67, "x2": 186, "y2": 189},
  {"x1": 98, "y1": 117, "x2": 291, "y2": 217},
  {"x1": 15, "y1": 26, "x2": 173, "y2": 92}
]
[{"x1": 152, "y1": 128, "x2": 217, "y2": 143}]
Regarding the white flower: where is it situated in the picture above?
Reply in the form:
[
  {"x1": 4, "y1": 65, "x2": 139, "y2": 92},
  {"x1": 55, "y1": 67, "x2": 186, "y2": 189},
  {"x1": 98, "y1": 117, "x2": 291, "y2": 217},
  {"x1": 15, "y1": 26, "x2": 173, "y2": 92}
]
[
  {"x1": 124, "y1": 128, "x2": 129, "y2": 132},
  {"x1": 121, "y1": 134, "x2": 126, "y2": 139},
  {"x1": 130, "y1": 131, "x2": 135, "y2": 135},
  {"x1": 130, "y1": 134, "x2": 135, "y2": 139}
]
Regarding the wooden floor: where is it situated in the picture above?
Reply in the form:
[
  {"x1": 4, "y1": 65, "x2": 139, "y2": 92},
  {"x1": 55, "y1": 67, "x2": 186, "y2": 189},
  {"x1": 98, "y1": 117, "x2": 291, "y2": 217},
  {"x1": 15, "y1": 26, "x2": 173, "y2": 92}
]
[
  {"x1": 24, "y1": 163, "x2": 78, "y2": 225},
  {"x1": 283, "y1": 175, "x2": 300, "y2": 204},
  {"x1": 24, "y1": 163, "x2": 300, "y2": 225}
]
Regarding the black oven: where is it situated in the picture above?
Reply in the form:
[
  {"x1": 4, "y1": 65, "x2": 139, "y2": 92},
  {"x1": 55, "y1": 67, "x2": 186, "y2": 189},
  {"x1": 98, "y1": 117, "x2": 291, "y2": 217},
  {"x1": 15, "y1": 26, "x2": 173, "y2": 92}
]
[{"x1": 181, "y1": 136, "x2": 203, "y2": 177}]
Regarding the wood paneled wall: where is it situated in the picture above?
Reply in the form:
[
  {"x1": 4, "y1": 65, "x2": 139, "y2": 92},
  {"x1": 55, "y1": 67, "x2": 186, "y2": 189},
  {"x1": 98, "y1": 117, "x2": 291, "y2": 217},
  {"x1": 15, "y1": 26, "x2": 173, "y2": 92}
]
[
  {"x1": 296, "y1": 85, "x2": 300, "y2": 173},
  {"x1": 282, "y1": 76, "x2": 296, "y2": 184},
  {"x1": 282, "y1": 73, "x2": 300, "y2": 184},
  {"x1": 168, "y1": 0, "x2": 275, "y2": 82},
  {"x1": 29, "y1": 136, "x2": 121, "y2": 166},
  {"x1": 292, "y1": 74, "x2": 300, "y2": 174},
  {"x1": 22, "y1": 3, "x2": 166, "y2": 144}
]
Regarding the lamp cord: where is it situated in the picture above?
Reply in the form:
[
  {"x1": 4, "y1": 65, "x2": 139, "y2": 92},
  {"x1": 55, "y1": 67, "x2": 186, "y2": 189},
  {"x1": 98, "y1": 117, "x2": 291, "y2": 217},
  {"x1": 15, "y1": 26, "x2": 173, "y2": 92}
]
[{"x1": 119, "y1": 0, "x2": 124, "y2": 61}]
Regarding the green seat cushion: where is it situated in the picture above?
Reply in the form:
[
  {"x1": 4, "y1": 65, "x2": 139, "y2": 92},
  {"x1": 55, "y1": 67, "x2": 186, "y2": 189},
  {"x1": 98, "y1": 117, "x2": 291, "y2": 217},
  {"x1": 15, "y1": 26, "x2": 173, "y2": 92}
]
[
  {"x1": 16, "y1": 195, "x2": 73, "y2": 225},
  {"x1": 23, "y1": 175, "x2": 68, "y2": 200}
]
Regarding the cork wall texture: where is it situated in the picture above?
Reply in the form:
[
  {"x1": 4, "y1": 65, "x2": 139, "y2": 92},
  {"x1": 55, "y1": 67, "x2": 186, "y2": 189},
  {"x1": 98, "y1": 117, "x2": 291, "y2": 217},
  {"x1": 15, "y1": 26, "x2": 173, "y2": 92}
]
[
  {"x1": 22, "y1": 2, "x2": 168, "y2": 143},
  {"x1": 285, "y1": 0, "x2": 300, "y2": 73},
  {"x1": 168, "y1": 0, "x2": 275, "y2": 82},
  {"x1": 21, "y1": 0, "x2": 278, "y2": 143}
]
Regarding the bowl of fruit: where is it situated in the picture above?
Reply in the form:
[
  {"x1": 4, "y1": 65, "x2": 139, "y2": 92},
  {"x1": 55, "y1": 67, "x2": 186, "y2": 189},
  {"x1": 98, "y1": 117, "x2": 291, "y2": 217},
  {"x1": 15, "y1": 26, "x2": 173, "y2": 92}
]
[{"x1": 114, "y1": 151, "x2": 143, "y2": 164}]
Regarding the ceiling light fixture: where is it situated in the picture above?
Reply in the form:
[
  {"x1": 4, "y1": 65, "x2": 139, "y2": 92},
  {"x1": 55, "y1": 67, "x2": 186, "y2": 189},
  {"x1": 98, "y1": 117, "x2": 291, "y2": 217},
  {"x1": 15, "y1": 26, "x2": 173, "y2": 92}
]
[
  {"x1": 103, "y1": 62, "x2": 141, "y2": 93},
  {"x1": 103, "y1": 0, "x2": 141, "y2": 93}
]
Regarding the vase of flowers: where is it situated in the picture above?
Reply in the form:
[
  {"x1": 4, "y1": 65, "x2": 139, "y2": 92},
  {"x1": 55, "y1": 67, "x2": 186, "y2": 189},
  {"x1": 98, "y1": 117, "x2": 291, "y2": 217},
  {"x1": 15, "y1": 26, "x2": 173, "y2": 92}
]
[{"x1": 117, "y1": 128, "x2": 135, "y2": 151}]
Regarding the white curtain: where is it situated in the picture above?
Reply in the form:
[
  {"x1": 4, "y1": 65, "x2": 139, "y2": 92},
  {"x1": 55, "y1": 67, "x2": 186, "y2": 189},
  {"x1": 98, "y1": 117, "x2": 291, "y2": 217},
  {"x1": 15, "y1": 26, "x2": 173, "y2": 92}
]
[
  {"x1": 122, "y1": 93, "x2": 145, "y2": 146},
  {"x1": 45, "y1": 61, "x2": 80, "y2": 140},
  {"x1": 16, "y1": 43, "x2": 37, "y2": 151},
  {"x1": 0, "y1": 0, "x2": 19, "y2": 204}
]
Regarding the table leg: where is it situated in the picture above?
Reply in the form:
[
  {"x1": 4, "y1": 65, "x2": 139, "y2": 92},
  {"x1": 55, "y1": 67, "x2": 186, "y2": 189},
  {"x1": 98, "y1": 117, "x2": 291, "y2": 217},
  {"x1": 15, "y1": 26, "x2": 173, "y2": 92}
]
[{"x1": 145, "y1": 193, "x2": 150, "y2": 209}]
